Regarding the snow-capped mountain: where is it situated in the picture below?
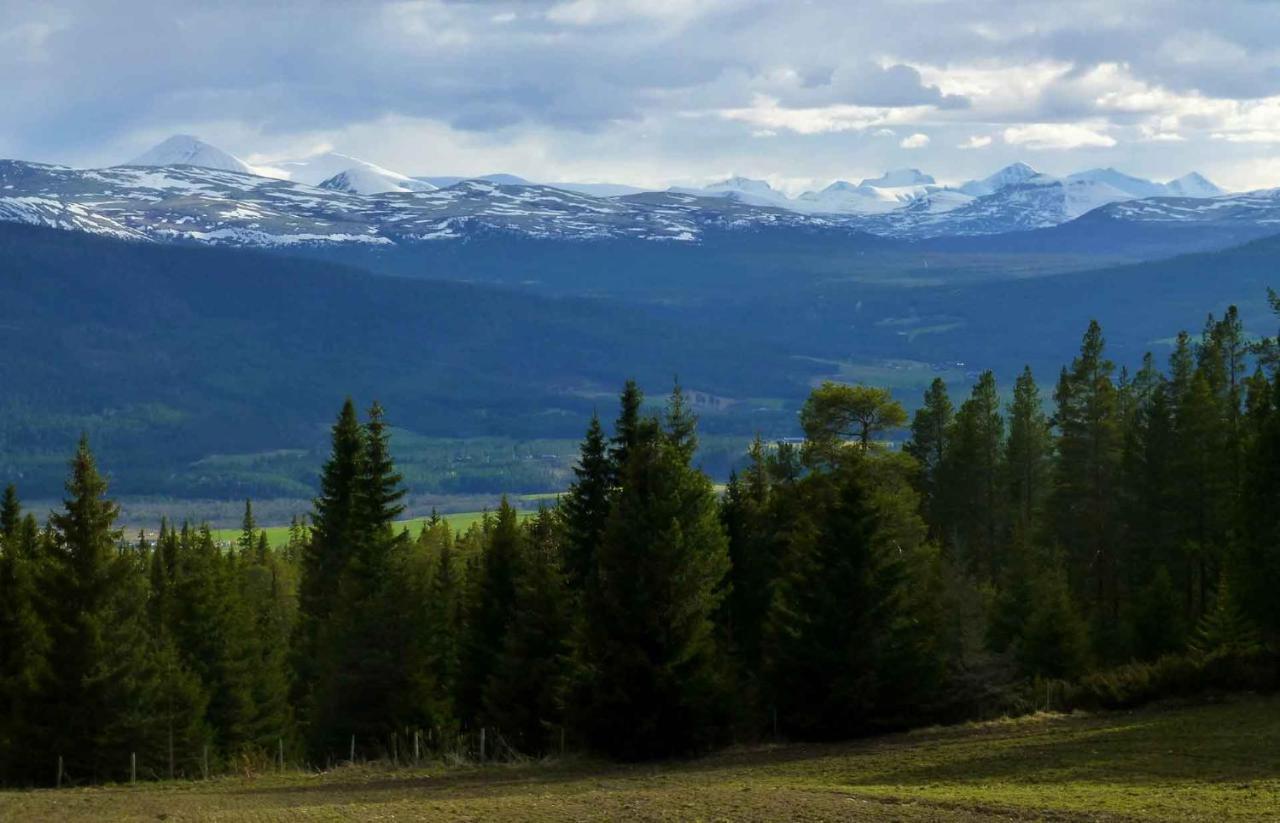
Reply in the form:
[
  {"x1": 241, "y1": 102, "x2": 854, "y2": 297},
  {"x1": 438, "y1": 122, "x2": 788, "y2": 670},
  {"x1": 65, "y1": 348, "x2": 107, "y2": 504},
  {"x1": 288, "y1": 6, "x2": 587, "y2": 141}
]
[
  {"x1": 860, "y1": 168, "x2": 935, "y2": 188},
  {"x1": 670, "y1": 176, "x2": 795, "y2": 210},
  {"x1": 0, "y1": 135, "x2": 1261, "y2": 249},
  {"x1": 1166, "y1": 172, "x2": 1224, "y2": 198},
  {"x1": 0, "y1": 161, "x2": 843, "y2": 247},
  {"x1": 319, "y1": 165, "x2": 436, "y2": 195},
  {"x1": 126, "y1": 135, "x2": 254, "y2": 175},
  {"x1": 958, "y1": 162, "x2": 1038, "y2": 197}
]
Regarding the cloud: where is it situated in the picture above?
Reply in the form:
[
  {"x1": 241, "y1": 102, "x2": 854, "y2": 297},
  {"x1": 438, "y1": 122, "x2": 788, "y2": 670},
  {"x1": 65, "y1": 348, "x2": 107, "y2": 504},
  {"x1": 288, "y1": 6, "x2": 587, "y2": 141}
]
[
  {"x1": 1002, "y1": 123, "x2": 1116, "y2": 149},
  {"x1": 899, "y1": 132, "x2": 930, "y2": 148},
  {"x1": 1, "y1": 1, "x2": 1279, "y2": 188}
]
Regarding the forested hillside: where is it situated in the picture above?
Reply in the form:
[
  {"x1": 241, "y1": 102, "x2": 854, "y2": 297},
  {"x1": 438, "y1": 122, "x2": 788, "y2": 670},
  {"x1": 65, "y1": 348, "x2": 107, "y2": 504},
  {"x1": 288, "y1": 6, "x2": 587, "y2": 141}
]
[
  {"x1": 0, "y1": 289, "x2": 1276, "y2": 783},
  {"x1": 4, "y1": 220, "x2": 1280, "y2": 500}
]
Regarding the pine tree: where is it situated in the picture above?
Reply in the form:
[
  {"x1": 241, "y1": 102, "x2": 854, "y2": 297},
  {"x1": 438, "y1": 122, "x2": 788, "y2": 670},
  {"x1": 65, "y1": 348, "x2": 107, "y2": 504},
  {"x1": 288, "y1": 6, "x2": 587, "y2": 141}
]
[
  {"x1": 904, "y1": 378, "x2": 953, "y2": 537},
  {"x1": 576, "y1": 389, "x2": 731, "y2": 758},
  {"x1": 1004, "y1": 367, "x2": 1051, "y2": 549},
  {"x1": 941, "y1": 371, "x2": 1004, "y2": 578},
  {"x1": 1052, "y1": 320, "x2": 1122, "y2": 620}
]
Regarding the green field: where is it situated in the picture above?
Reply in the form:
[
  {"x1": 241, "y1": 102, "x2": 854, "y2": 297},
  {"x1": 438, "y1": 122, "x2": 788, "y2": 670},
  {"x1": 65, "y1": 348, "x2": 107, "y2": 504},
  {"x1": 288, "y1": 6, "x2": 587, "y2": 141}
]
[
  {"x1": 209, "y1": 504, "x2": 548, "y2": 549},
  {"x1": 3, "y1": 697, "x2": 1276, "y2": 821}
]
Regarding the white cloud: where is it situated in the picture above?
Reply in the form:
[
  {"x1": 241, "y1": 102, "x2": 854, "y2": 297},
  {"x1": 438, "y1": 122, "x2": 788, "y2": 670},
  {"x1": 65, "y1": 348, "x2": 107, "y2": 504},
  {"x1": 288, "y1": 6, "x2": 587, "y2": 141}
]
[
  {"x1": 1002, "y1": 123, "x2": 1116, "y2": 150},
  {"x1": 899, "y1": 132, "x2": 930, "y2": 148},
  {"x1": 958, "y1": 134, "x2": 993, "y2": 148},
  {"x1": 715, "y1": 95, "x2": 926, "y2": 135}
]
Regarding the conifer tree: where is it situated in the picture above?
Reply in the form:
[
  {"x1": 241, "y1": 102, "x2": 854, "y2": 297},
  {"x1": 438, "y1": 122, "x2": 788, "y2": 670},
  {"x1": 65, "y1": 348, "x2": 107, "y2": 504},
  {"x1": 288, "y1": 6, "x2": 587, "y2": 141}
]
[
  {"x1": 609, "y1": 380, "x2": 644, "y2": 481},
  {"x1": 1052, "y1": 321, "x2": 1122, "y2": 619},
  {"x1": 292, "y1": 399, "x2": 364, "y2": 747},
  {"x1": 904, "y1": 379, "x2": 953, "y2": 536},
  {"x1": 1004, "y1": 367, "x2": 1051, "y2": 548},
  {"x1": 458, "y1": 498, "x2": 523, "y2": 726},
  {"x1": 484, "y1": 509, "x2": 572, "y2": 754},
  {"x1": 0, "y1": 485, "x2": 19, "y2": 541},
  {"x1": 941, "y1": 371, "x2": 1004, "y2": 578},
  {"x1": 39, "y1": 437, "x2": 184, "y2": 782},
  {"x1": 0, "y1": 493, "x2": 50, "y2": 782},
  {"x1": 238, "y1": 499, "x2": 257, "y2": 559},
  {"x1": 561, "y1": 414, "x2": 611, "y2": 593},
  {"x1": 316, "y1": 401, "x2": 411, "y2": 755},
  {"x1": 576, "y1": 388, "x2": 731, "y2": 758}
]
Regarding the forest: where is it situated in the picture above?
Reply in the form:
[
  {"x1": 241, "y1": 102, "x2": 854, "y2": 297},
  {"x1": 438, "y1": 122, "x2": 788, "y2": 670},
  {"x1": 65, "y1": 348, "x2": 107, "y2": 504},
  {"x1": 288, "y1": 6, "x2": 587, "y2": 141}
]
[{"x1": 0, "y1": 292, "x2": 1278, "y2": 786}]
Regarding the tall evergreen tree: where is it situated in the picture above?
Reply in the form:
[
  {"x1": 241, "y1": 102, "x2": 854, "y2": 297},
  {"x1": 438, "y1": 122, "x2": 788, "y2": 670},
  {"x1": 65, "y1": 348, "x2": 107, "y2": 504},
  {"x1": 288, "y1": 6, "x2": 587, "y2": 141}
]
[
  {"x1": 561, "y1": 414, "x2": 611, "y2": 594},
  {"x1": 576, "y1": 389, "x2": 731, "y2": 758},
  {"x1": 458, "y1": 498, "x2": 524, "y2": 727},
  {"x1": 941, "y1": 371, "x2": 1004, "y2": 578},
  {"x1": 292, "y1": 399, "x2": 364, "y2": 749},
  {"x1": 1052, "y1": 321, "x2": 1122, "y2": 621},
  {"x1": 904, "y1": 379, "x2": 953, "y2": 537},
  {"x1": 39, "y1": 437, "x2": 193, "y2": 782},
  {"x1": 483, "y1": 509, "x2": 572, "y2": 755},
  {"x1": 1004, "y1": 367, "x2": 1052, "y2": 548}
]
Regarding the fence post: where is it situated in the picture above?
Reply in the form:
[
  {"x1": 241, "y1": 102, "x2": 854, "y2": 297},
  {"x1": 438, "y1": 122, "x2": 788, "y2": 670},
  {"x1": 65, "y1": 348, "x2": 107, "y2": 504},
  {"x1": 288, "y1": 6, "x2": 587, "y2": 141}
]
[
  {"x1": 479, "y1": 727, "x2": 486, "y2": 763},
  {"x1": 131, "y1": 752, "x2": 136, "y2": 785},
  {"x1": 202, "y1": 744, "x2": 209, "y2": 780},
  {"x1": 349, "y1": 734, "x2": 356, "y2": 765},
  {"x1": 392, "y1": 733, "x2": 398, "y2": 766},
  {"x1": 56, "y1": 755, "x2": 63, "y2": 788},
  {"x1": 413, "y1": 731, "x2": 420, "y2": 765},
  {"x1": 278, "y1": 737, "x2": 285, "y2": 772}
]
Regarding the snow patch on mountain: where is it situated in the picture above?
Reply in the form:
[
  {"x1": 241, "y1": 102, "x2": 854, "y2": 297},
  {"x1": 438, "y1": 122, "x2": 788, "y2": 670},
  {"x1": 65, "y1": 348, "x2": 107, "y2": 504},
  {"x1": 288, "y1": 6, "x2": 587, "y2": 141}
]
[
  {"x1": 126, "y1": 135, "x2": 253, "y2": 175},
  {"x1": 319, "y1": 165, "x2": 437, "y2": 195}
]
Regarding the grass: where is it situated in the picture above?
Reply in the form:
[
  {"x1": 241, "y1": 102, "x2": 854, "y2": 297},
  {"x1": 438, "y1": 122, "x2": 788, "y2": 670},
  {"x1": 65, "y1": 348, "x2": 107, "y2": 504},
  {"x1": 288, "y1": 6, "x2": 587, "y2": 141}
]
[
  {"x1": 210, "y1": 506, "x2": 542, "y2": 549},
  {"x1": 4, "y1": 696, "x2": 1277, "y2": 820}
]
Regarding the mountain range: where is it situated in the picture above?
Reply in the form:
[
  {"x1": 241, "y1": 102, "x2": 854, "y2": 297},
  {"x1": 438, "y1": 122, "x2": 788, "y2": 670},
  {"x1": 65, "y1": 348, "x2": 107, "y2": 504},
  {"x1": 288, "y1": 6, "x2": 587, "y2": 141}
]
[{"x1": 0, "y1": 134, "x2": 1259, "y2": 253}]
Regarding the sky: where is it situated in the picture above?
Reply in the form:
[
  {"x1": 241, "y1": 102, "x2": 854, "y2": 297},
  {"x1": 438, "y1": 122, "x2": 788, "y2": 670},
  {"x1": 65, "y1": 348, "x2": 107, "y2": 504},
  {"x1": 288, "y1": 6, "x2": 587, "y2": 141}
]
[{"x1": 4, "y1": 0, "x2": 1280, "y2": 192}]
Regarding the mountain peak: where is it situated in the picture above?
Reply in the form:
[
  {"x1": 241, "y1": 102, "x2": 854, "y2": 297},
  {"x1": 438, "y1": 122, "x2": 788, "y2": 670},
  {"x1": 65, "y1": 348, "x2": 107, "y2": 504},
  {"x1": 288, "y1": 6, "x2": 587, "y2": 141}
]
[
  {"x1": 860, "y1": 168, "x2": 935, "y2": 188},
  {"x1": 126, "y1": 135, "x2": 252, "y2": 174},
  {"x1": 318, "y1": 165, "x2": 436, "y2": 195},
  {"x1": 1166, "y1": 171, "x2": 1224, "y2": 197}
]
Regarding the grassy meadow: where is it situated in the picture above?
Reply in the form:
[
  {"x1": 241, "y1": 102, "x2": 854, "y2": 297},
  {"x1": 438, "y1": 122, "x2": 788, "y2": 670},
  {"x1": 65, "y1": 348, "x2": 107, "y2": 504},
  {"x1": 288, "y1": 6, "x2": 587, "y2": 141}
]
[{"x1": 2, "y1": 696, "x2": 1276, "y2": 821}]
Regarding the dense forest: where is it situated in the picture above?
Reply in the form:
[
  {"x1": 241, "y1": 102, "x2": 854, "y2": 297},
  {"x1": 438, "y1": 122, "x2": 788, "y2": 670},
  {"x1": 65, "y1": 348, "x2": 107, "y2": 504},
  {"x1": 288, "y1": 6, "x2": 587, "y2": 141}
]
[{"x1": 1, "y1": 293, "x2": 1278, "y2": 785}]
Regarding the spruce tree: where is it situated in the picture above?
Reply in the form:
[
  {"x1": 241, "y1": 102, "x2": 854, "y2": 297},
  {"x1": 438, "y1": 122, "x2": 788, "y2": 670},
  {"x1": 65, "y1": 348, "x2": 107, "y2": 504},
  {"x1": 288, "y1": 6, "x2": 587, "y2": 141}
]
[
  {"x1": 317, "y1": 401, "x2": 411, "y2": 756},
  {"x1": 40, "y1": 437, "x2": 178, "y2": 782},
  {"x1": 292, "y1": 399, "x2": 364, "y2": 748},
  {"x1": 576, "y1": 389, "x2": 731, "y2": 758},
  {"x1": 0, "y1": 495, "x2": 50, "y2": 782},
  {"x1": 483, "y1": 509, "x2": 572, "y2": 755},
  {"x1": 561, "y1": 414, "x2": 611, "y2": 594},
  {"x1": 458, "y1": 498, "x2": 523, "y2": 727}
]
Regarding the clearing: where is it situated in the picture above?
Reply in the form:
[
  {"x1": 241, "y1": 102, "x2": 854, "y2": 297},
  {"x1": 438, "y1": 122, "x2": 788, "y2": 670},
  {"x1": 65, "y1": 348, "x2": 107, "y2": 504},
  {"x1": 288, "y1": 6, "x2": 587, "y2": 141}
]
[{"x1": 2, "y1": 696, "x2": 1277, "y2": 821}]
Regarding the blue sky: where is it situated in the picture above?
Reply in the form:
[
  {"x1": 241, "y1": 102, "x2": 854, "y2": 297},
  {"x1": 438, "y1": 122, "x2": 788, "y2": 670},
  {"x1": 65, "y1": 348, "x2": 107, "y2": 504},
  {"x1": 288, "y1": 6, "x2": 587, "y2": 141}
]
[{"x1": 4, "y1": 0, "x2": 1280, "y2": 191}]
